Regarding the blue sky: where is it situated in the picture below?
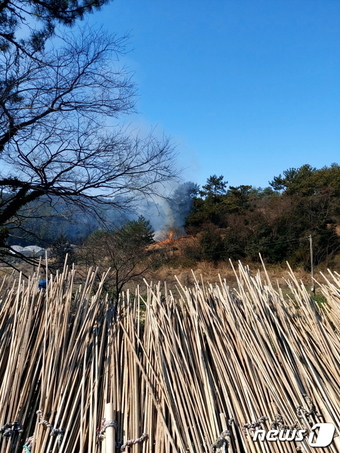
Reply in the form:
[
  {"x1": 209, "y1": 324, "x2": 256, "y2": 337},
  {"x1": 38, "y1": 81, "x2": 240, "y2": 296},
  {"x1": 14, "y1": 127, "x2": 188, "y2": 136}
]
[{"x1": 88, "y1": 0, "x2": 340, "y2": 189}]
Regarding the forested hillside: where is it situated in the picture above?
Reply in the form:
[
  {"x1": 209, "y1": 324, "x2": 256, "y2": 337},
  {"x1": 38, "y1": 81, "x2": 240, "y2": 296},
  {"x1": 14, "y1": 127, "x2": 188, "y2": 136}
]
[
  {"x1": 2, "y1": 163, "x2": 340, "y2": 271},
  {"x1": 184, "y1": 164, "x2": 340, "y2": 268}
]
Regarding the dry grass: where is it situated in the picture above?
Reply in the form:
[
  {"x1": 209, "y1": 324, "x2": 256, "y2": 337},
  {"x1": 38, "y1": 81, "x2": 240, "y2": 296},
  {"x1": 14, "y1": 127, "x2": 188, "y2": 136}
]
[
  {"x1": 143, "y1": 260, "x2": 318, "y2": 298},
  {"x1": 0, "y1": 261, "x2": 339, "y2": 452}
]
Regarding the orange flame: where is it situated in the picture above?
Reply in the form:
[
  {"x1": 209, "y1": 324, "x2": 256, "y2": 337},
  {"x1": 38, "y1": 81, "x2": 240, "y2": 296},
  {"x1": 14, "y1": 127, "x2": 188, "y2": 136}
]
[
  {"x1": 157, "y1": 231, "x2": 175, "y2": 245},
  {"x1": 156, "y1": 232, "x2": 194, "y2": 246}
]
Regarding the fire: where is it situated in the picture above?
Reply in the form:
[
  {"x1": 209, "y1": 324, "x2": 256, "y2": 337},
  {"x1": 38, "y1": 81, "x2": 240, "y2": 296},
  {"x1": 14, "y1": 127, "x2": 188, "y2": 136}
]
[
  {"x1": 156, "y1": 231, "x2": 193, "y2": 246},
  {"x1": 157, "y1": 231, "x2": 175, "y2": 245}
]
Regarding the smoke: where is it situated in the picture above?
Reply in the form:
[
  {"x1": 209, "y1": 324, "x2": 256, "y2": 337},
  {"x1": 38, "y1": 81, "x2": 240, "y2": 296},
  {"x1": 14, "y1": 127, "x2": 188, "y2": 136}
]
[
  {"x1": 166, "y1": 182, "x2": 199, "y2": 228},
  {"x1": 110, "y1": 181, "x2": 199, "y2": 241},
  {"x1": 131, "y1": 197, "x2": 168, "y2": 231},
  {"x1": 133, "y1": 182, "x2": 199, "y2": 239},
  {"x1": 8, "y1": 182, "x2": 199, "y2": 247}
]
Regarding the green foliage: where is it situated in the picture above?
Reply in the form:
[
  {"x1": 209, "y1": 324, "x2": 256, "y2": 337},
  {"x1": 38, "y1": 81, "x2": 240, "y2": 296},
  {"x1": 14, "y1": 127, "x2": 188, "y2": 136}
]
[
  {"x1": 0, "y1": 0, "x2": 110, "y2": 52},
  {"x1": 199, "y1": 226, "x2": 224, "y2": 262},
  {"x1": 200, "y1": 175, "x2": 228, "y2": 199},
  {"x1": 186, "y1": 175, "x2": 229, "y2": 229},
  {"x1": 117, "y1": 216, "x2": 154, "y2": 249},
  {"x1": 223, "y1": 185, "x2": 253, "y2": 212},
  {"x1": 269, "y1": 164, "x2": 317, "y2": 195},
  {"x1": 223, "y1": 225, "x2": 247, "y2": 260},
  {"x1": 313, "y1": 294, "x2": 328, "y2": 306},
  {"x1": 185, "y1": 164, "x2": 340, "y2": 267},
  {"x1": 269, "y1": 163, "x2": 340, "y2": 197}
]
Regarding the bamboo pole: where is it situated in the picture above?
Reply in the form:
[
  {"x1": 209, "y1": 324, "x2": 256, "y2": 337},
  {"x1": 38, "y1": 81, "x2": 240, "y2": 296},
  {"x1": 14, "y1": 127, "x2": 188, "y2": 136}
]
[
  {"x1": 104, "y1": 403, "x2": 115, "y2": 453},
  {"x1": 1, "y1": 262, "x2": 340, "y2": 452}
]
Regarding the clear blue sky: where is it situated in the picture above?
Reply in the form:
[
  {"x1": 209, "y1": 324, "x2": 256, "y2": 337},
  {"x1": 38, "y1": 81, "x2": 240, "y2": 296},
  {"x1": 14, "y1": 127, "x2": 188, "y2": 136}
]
[{"x1": 88, "y1": 0, "x2": 340, "y2": 189}]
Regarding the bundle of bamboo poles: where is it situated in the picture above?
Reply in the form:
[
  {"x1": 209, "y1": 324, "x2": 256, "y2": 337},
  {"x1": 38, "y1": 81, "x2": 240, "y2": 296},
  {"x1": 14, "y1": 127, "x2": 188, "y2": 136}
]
[{"x1": 0, "y1": 262, "x2": 339, "y2": 453}]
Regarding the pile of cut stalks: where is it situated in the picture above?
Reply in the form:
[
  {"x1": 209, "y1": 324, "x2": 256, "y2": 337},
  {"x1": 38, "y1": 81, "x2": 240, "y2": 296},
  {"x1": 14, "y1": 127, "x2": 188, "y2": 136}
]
[{"x1": 0, "y1": 261, "x2": 340, "y2": 453}]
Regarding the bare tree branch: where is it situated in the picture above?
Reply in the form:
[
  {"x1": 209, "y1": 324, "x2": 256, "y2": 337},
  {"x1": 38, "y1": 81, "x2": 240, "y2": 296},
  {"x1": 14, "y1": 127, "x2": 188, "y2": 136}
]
[{"x1": 0, "y1": 27, "x2": 178, "y2": 239}]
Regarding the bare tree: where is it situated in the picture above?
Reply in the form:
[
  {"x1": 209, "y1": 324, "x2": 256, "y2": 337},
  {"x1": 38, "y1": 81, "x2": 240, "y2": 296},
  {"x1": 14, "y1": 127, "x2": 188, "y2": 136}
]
[
  {"x1": 78, "y1": 216, "x2": 157, "y2": 302},
  {"x1": 0, "y1": 25, "x2": 177, "y2": 255}
]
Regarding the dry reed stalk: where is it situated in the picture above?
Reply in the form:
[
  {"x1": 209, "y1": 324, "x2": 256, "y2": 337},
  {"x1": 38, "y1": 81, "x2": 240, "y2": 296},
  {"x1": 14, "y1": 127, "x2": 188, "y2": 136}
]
[{"x1": 1, "y1": 261, "x2": 340, "y2": 453}]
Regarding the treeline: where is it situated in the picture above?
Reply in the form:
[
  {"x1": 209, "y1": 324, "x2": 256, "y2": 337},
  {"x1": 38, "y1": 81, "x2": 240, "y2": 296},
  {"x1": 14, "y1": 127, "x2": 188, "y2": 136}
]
[
  {"x1": 184, "y1": 164, "x2": 340, "y2": 268},
  {"x1": 4, "y1": 163, "x2": 340, "y2": 271}
]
